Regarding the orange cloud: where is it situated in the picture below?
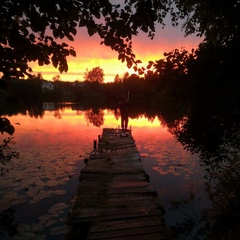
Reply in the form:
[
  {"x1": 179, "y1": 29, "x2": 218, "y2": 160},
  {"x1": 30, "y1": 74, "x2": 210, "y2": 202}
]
[{"x1": 30, "y1": 24, "x2": 202, "y2": 83}]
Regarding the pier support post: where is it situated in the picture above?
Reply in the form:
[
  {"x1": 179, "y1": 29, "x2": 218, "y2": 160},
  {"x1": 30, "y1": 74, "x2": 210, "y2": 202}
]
[{"x1": 93, "y1": 140, "x2": 97, "y2": 150}]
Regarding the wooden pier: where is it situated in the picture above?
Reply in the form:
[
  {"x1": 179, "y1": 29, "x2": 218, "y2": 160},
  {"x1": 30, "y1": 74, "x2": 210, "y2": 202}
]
[{"x1": 66, "y1": 128, "x2": 171, "y2": 240}]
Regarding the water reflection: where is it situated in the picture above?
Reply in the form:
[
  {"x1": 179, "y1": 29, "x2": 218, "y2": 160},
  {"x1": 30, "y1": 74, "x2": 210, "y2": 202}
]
[
  {"x1": 134, "y1": 127, "x2": 208, "y2": 239},
  {"x1": 3, "y1": 101, "x2": 239, "y2": 239},
  {"x1": 84, "y1": 108, "x2": 104, "y2": 127},
  {"x1": 0, "y1": 109, "x2": 103, "y2": 239},
  {"x1": 0, "y1": 105, "x2": 206, "y2": 239}
]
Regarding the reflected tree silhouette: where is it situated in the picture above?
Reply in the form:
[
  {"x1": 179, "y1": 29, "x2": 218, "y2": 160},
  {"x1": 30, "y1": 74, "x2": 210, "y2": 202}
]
[
  {"x1": 0, "y1": 118, "x2": 19, "y2": 176},
  {"x1": 156, "y1": 105, "x2": 240, "y2": 239},
  {"x1": 154, "y1": 82, "x2": 240, "y2": 237},
  {"x1": 160, "y1": 95, "x2": 240, "y2": 239},
  {"x1": 84, "y1": 109, "x2": 104, "y2": 127},
  {"x1": 147, "y1": 44, "x2": 240, "y2": 239},
  {"x1": 54, "y1": 110, "x2": 62, "y2": 119},
  {"x1": 0, "y1": 208, "x2": 18, "y2": 237},
  {"x1": 26, "y1": 103, "x2": 44, "y2": 119},
  {"x1": 168, "y1": 185, "x2": 205, "y2": 239},
  {"x1": 0, "y1": 118, "x2": 15, "y2": 135},
  {"x1": 203, "y1": 153, "x2": 240, "y2": 239}
]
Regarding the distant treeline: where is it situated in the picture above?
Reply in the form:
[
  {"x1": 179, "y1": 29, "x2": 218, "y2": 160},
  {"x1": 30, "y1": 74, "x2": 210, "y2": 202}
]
[{"x1": 0, "y1": 75, "x2": 161, "y2": 117}]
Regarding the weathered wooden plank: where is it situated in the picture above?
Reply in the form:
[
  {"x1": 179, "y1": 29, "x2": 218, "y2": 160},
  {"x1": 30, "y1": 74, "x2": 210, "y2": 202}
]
[
  {"x1": 90, "y1": 225, "x2": 169, "y2": 240},
  {"x1": 69, "y1": 209, "x2": 163, "y2": 224},
  {"x1": 103, "y1": 197, "x2": 158, "y2": 207},
  {"x1": 112, "y1": 173, "x2": 147, "y2": 180},
  {"x1": 109, "y1": 181, "x2": 149, "y2": 188},
  {"x1": 91, "y1": 215, "x2": 164, "y2": 232},
  {"x1": 70, "y1": 201, "x2": 161, "y2": 218},
  {"x1": 90, "y1": 232, "x2": 170, "y2": 240},
  {"x1": 73, "y1": 198, "x2": 158, "y2": 210},
  {"x1": 66, "y1": 128, "x2": 171, "y2": 240},
  {"x1": 107, "y1": 187, "x2": 154, "y2": 195},
  {"x1": 81, "y1": 168, "x2": 145, "y2": 175},
  {"x1": 71, "y1": 197, "x2": 159, "y2": 213},
  {"x1": 82, "y1": 162, "x2": 144, "y2": 171},
  {"x1": 74, "y1": 192, "x2": 156, "y2": 202},
  {"x1": 79, "y1": 173, "x2": 113, "y2": 182}
]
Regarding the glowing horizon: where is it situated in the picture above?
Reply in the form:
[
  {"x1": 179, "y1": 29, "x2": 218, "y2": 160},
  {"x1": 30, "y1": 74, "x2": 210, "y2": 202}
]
[{"x1": 29, "y1": 23, "x2": 202, "y2": 83}]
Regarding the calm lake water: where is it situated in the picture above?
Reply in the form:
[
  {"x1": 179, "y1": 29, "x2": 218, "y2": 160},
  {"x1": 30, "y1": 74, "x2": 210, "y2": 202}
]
[{"x1": 0, "y1": 106, "x2": 210, "y2": 239}]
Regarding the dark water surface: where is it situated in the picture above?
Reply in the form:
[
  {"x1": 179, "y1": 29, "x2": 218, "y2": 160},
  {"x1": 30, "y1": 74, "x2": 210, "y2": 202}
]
[{"x1": 0, "y1": 108, "x2": 209, "y2": 239}]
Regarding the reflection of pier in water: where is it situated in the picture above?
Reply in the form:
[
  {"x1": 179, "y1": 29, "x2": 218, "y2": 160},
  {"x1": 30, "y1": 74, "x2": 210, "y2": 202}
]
[{"x1": 66, "y1": 128, "x2": 171, "y2": 240}]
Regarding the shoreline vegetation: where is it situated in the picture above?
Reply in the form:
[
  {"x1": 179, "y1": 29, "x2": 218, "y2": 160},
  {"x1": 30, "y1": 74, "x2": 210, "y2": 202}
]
[{"x1": 1, "y1": 63, "x2": 240, "y2": 238}]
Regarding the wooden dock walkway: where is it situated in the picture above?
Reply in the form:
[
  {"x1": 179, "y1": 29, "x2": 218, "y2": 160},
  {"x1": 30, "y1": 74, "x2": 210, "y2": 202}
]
[{"x1": 66, "y1": 128, "x2": 171, "y2": 240}]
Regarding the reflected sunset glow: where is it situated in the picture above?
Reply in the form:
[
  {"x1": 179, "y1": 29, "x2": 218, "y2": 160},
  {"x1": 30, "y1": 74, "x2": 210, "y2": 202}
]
[
  {"x1": 102, "y1": 110, "x2": 163, "y2": 128},
  {"x1": 33, "y1": 109, "x2": 164, "y2": 129},
  {"x1": 6, "y1": 108, "x2": 171, "y2": 147},
  {"x1": 1, "y1": 108, "x2": 207, "y2": 239}
]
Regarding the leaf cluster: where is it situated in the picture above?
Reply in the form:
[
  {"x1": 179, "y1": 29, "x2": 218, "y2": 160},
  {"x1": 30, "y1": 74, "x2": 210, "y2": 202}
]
[
  {"x1": 0, "y1": 137, "x2": 19, "y2": 175},
  {"x1": 5, "y1": 0, "x2": 239, "y2": 78}
]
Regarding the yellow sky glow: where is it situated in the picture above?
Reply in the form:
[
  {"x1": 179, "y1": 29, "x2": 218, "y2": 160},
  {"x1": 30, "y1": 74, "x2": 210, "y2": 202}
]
[{"x1": 30, "y1": 24, "x2": 201, "y2": 83}]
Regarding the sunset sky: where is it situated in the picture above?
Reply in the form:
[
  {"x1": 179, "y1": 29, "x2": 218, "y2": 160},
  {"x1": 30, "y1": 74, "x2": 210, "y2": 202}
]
[{"x1": 30, "y1": 21, "x2": 202, "y2": 83}]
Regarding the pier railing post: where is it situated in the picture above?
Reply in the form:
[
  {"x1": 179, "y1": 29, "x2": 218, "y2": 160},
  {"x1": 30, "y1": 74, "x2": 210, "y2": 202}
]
[{"x1": 93, "y1": 139, "x2": 97, "y2": 150}]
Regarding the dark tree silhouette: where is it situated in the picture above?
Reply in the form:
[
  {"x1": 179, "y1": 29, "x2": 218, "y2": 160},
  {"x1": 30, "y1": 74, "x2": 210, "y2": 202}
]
[
  {"x1": 84, "y1": 67, "x2": 104, "y2": 83},
  {"x1": 0, "y1": 0, "x2": 150, "y2": 78},
  {"x1": 3, "y1": 0, "x2": 238, "y2": 78}
]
